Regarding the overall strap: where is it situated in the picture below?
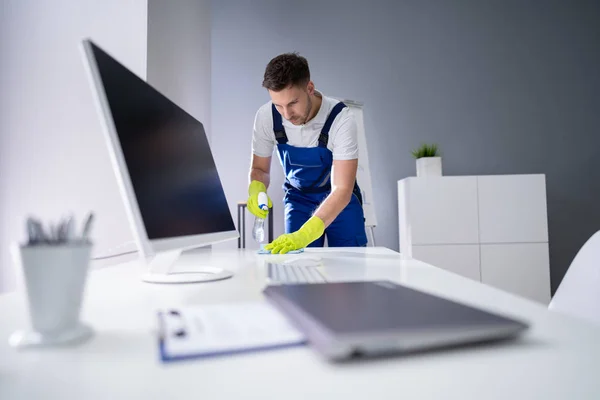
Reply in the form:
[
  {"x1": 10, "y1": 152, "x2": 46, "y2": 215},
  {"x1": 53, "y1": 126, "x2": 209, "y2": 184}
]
[
  {"x1": 318, "y1": 102, "x2": 347, "y2": 148},
  {"x1": 271, "y1": 104, "x2": 288, "y2": 144}
]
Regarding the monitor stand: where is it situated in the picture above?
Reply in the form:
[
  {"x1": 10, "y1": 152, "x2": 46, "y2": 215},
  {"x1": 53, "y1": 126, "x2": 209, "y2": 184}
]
[{"x1": 141, "y1": 247, "x2": 234, "y2": 284}]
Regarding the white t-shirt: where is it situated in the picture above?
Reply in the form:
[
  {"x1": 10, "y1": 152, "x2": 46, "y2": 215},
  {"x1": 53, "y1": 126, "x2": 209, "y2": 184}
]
[{"x1": 251, "y1": 92, "x2": 359, "y2": 161}]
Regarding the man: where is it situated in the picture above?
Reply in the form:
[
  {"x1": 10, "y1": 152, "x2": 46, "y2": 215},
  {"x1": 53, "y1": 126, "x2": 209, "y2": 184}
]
[{"x1": 247, "y1": 52, "x2": 367, "y2": 254}]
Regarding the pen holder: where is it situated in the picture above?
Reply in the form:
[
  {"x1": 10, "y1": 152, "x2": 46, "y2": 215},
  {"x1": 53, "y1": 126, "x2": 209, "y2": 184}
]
[{"x1": 9, "y1": 243, "x2": 95, "y2": 349}]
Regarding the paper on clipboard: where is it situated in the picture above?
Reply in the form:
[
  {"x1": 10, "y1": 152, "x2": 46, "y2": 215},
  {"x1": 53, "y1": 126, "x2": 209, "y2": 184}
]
[{"x1": 157, "y1": 301, "x2": 306, "y2": 362}]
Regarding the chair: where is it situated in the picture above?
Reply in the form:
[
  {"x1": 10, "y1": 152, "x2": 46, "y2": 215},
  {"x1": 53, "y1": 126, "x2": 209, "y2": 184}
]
[{"x1": 549, "y1": 230, "x2": 600, "y2": 326}]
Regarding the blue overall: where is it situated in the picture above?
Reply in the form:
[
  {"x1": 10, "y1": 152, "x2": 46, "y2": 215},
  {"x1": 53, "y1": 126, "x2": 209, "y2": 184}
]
[{"x1": 272, "y1": 102, "x2": 368, "y2": 247}]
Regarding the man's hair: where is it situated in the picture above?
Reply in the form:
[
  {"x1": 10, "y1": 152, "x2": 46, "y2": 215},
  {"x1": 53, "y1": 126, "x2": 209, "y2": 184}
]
[{"x1": 262, "y1": 52, "x2": 310, "y2": 91}]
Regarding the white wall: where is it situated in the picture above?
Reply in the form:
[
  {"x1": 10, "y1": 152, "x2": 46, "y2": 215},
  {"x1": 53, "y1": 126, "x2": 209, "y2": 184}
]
[
  {"x1": 0, "y1": 0, "x2": 148, "y2": 293},
  {"x1": 147, "y1": 0, "x2": 212, "y2": 142}
]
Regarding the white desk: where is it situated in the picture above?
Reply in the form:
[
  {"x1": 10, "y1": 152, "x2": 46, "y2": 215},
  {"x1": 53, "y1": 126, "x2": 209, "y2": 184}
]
[{"x1": 1, "y1": 247, "x2": 599, "y2": 399}]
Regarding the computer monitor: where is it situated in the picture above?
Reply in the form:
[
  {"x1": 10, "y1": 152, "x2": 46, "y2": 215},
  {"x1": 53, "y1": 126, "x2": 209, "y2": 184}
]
[{"x1": 81, "y1": 39, "x2": 239, "y2": 284}]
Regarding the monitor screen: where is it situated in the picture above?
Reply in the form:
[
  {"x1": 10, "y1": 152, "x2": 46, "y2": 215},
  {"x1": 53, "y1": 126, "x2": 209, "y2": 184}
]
[{"x1": 88, "y1": 41, "x2": 235, "y2": 240}]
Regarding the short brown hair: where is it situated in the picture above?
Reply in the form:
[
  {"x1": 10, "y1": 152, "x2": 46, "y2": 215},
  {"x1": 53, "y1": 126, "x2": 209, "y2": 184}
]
[{"x1": 262, "y1": 52, "x2": 310, "y2": 91}]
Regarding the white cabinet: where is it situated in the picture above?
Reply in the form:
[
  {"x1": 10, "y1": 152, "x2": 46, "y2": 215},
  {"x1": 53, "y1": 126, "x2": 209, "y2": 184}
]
[
  {"x1": 480, "y1": 243, "x2": 551, "y2": 305},
  {"x1": 398, "y1": 174, "x2": 551, "y2": 304},
  {"x1": 412, "y1": 244, "x2": 481, "y2": 282},
  {"x1": 477, "y1": 175, "x2": 549, "y2": 244}
]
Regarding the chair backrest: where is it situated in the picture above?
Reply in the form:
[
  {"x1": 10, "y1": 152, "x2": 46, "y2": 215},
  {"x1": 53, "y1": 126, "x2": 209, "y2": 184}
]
[{"x1": 549, "y1": 230, "x2": 600, "y2": 326}]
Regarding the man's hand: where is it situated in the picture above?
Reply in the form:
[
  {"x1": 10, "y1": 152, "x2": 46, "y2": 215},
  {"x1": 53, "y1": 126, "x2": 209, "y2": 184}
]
[
  {"x1": 265, "y1": 216, "x2": 325, "y2": 254},
  {"x1": 247, "y1": 180, "x2": 272, "y2": 219}
]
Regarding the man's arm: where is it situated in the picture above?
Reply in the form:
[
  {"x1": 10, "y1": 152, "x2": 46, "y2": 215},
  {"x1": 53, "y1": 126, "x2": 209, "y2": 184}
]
[
  {"x1": 313, "y1": 159, "x2": 358, "y2": 227},
  {"x1": 249, "y1": 154, "x2": 272, "y2": 188}
]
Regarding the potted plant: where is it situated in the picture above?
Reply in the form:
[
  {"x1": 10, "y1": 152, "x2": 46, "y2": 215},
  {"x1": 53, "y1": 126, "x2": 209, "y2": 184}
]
[{"x1": 411, "y1": 143, "x2": 442, "y2": 177}]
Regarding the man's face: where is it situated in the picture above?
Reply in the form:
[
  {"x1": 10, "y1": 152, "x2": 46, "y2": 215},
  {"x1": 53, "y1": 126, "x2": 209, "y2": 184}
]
[{"x1": 269, "y1": 82, "x2": 313, "y2": 125}]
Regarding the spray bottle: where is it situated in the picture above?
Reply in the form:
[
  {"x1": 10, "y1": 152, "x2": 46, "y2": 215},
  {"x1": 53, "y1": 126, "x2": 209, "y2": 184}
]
[{"x1": 252, "y1": 192, "x2": 268, "y2": 243}]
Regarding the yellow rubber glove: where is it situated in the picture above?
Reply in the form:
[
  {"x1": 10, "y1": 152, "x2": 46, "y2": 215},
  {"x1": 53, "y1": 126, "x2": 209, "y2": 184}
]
[
  {"x1": 247, "y1": 180, "x2": 272, "y2": 219},
  {"x1": 265, "y1": 216, "x2": 325, "y2": 254}
]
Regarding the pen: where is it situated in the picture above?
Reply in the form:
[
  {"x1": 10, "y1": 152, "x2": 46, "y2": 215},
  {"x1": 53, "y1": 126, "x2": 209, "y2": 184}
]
[
  {"x1": 64, "y1": 214, "x2": 75, "y2": 243},
  {"x1": 33, "y1": 220, "x2": 48, "y2": 244},
  {"x1": 27, "y1": 217, "x2": 42, "y2": 245},
  {"x1": 81, "y1": 212, "x2": 94, "y2": 243}
]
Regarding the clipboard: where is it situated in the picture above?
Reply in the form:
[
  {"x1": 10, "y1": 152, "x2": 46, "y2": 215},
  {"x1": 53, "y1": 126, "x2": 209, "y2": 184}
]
[{"x1": 157, "y1": 301, "x2": 306, "y2": 362}]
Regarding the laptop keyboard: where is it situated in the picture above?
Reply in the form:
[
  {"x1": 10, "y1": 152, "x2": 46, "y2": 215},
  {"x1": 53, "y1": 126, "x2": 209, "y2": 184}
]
[{"x1": 267, "y1": 262, "x2": 328, "y2": 284}]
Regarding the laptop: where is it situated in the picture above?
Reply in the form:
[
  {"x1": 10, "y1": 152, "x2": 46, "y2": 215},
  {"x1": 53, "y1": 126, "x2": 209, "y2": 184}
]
[{"x1": 263, "y1": 280, "x2": 529, "y2": 361}]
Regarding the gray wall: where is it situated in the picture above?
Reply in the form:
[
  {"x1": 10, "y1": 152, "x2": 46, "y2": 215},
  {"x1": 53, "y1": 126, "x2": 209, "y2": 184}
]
[
  {"x1": 0, "y1": 0, "x2": 148, "y2": 293},
  {"x1": 211, "y1": 0, "x2": 600, "y2": 292},
  {"x1": 147, "y1": 0, "x2": 212, "y2": 142}
]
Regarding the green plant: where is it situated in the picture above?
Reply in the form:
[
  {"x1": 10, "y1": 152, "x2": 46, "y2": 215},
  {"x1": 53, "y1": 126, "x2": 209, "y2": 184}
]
[{"x1": 411, "y1": 143, "x2": 440, "y2": 159}]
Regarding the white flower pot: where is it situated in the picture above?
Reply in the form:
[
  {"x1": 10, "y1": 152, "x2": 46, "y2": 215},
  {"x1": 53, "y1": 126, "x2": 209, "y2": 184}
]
[{"x1": 416, "y1": 157, "x2": 442, "y2": 177}]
